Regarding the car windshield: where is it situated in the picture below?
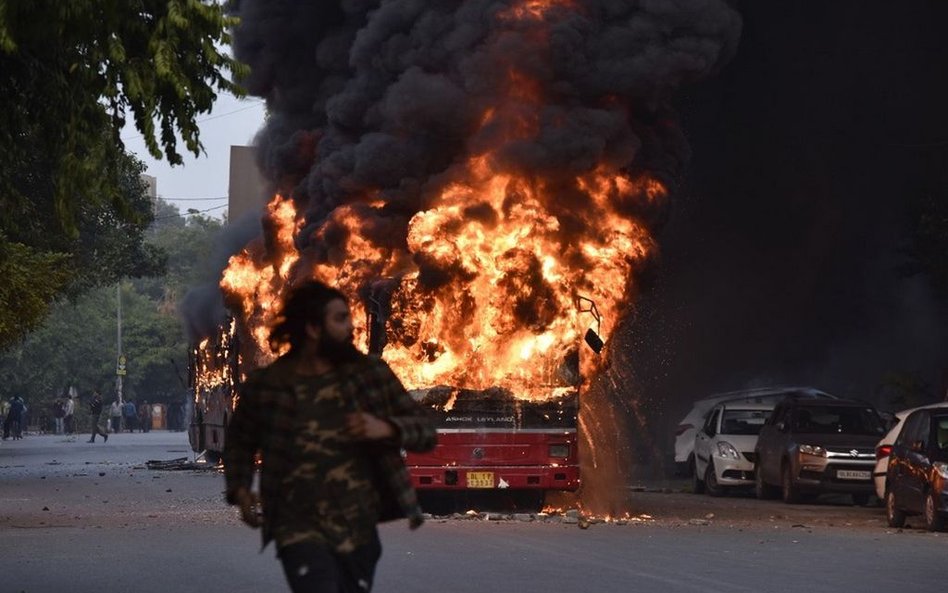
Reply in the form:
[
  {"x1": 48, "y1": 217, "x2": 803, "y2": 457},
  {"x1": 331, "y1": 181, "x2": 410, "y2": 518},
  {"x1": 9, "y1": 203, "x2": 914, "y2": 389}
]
[
  {"x1": 792, "y1": 406, "x2": 884, "y2": 435},
  {"x1": 720, "y1": 410, "x2": 769, "y2": 435},
  {"x1": 936, "y1": 417, "x2": 948, "y2": 451}
]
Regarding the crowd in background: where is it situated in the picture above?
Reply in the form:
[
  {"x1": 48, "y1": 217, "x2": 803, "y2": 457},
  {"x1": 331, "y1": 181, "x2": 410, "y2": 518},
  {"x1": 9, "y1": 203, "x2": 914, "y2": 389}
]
[{"x1": 1, "y1": 391, "x2": 189, "y2": 439}]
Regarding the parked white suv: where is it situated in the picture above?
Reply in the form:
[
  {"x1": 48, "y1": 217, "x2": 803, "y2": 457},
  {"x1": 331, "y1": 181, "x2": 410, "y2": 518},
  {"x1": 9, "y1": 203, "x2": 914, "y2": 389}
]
[
  {"x1": 693, "y1": 402, "x2": 774, "y2": 495},
  {"x1": 675, "y1": 387, "x2": 834, "y2": 475}
]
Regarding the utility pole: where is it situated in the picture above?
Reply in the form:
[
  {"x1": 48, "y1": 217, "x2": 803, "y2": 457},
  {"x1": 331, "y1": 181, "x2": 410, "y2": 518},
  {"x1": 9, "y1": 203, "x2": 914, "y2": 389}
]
[{"x1": 116, "y1": 282, "x2": 125, "y2": 404}]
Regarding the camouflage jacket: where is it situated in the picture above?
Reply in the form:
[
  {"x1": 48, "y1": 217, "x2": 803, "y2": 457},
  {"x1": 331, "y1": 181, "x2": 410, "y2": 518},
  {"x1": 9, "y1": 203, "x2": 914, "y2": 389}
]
[{"x1": 223, "y1": 353, "x2": 436, "y2": 550}]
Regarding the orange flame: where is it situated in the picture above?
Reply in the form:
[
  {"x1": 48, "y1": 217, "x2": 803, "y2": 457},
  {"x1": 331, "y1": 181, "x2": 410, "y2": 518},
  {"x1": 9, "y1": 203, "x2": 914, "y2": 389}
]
[
  {"x1": 218, "y1": 0, "x2": 667, "y2": 399},
  {"x1": 220, "y1": 196, "x2": 301, "y2": 362}
]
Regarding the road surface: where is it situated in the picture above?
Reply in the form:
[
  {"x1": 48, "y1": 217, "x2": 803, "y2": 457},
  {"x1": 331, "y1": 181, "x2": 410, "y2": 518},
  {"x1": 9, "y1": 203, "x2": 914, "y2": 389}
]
[{"x1": 1, "y1": 433, "x2": 943, "y2": 593}]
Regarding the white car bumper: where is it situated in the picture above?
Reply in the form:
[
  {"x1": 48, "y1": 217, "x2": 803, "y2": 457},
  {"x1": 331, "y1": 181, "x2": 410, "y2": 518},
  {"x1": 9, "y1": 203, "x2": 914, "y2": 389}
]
[{"x1": 712, "y1": 453, "x2": 756, "y2": 486}]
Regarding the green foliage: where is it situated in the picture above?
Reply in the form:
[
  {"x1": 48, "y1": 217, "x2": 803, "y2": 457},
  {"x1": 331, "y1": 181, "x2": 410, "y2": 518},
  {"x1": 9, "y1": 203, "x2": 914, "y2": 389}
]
[
  {"x1": 0, "y1": 238, "x2": 72, "y2": 347},
  {"x1": 0, "y1": 1, "x2": 243, "y2": 343},
  {"x1": 65, "y1": 155, "x2": 168, "y2": 298},
  {"x1": 0, "y1": 149, "x2": 164, "y2": 345},
  {"x1": 133, "y1": 199, "x2": 224, "y2": 308},
  {"x1": 0, "y1": 283, "x2": 186, "y2": 408},
  {"x1": 0, "y1": 206, "x2": 223, "y2": 411},
  {"x1": 1, "y1": 287, "x2": 119, "y2": 400},
  {"x1": 0, "y1": 1, "x2": 246, "y2": 234}
]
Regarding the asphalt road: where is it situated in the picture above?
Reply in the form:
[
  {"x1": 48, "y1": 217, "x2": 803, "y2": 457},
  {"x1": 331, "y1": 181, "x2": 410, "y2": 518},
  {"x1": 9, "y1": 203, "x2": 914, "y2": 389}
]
[{"x1": 1, "y1": 433, "x2": 945, "y2": 593}]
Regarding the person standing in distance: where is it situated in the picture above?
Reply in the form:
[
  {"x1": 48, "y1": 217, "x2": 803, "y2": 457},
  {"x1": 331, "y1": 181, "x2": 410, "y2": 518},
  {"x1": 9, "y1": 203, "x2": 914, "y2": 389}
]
[
  {"x1": 224, "y1": 280, "x2": 436, "y2": 593},
  {"x1": 109, "y1": 398, "x2": 122, "y2": 434},
  {"x1": 87, "y1": 392, "x2": 108, "y2": 443},
  {"x1": 63, "y1": 393, "x2": 76, "y2": 434}
]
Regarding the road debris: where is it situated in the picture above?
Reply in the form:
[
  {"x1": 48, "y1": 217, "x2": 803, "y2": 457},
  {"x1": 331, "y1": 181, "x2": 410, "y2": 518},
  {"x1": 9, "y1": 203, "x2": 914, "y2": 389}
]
[{"x1": 145, "y1": 458, "x2": 220, "y2": 471}]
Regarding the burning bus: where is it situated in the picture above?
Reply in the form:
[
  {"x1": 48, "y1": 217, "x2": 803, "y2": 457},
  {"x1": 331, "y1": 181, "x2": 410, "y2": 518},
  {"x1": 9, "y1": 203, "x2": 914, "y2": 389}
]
[
  {"x1": 188, "y1": 319, "x2": 239, "y2": 461},
  {"x1": 185, "y1": 0, "x2": 740, "y2": 511},
  {"x1": 188, "y1": 267, "x2": 605, "y2": 508}
]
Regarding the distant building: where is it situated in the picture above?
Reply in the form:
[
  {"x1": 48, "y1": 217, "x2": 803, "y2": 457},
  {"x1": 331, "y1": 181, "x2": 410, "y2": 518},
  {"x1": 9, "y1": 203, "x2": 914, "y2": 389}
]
[
  {"x1": 141, "y1": 174, "x2": 157, "y2": 199},
  {"x1": 229, "y1": 146, "x2": 267, "y2": 221}
]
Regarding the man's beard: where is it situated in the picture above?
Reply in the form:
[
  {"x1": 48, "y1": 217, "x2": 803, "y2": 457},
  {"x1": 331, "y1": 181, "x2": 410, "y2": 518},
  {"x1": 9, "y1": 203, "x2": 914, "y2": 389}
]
[{"x1": 316, "y1": 332, "x2": 362, "y2": 366}]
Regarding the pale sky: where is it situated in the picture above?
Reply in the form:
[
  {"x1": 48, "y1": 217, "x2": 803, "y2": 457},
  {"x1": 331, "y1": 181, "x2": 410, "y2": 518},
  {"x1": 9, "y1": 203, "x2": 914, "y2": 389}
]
[{"x1": 121, "y1": 92, "x2": 267, "y2": 220}]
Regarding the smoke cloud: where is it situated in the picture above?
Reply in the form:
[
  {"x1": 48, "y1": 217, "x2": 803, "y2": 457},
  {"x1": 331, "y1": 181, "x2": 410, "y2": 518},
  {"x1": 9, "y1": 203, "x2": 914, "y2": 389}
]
[
  {"x1": 614, "y1": 0, "x2": 948, "y2": 480},
  {"x1": 179, "y1": 210, "x2": 262, "y2": 340},
  {"x1": 232, "y1": 0, "x2": 741, "y2": 260},
  {"x1": 226, "y1": 0, "x2": 742, "y2": 512}
]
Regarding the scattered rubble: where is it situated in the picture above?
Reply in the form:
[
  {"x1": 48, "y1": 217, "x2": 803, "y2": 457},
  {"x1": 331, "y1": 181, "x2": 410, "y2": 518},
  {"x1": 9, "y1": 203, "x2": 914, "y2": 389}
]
[
  {"x1": 145, "y1": 458, "x2": 221, "y2": 471},
  {"x1": 422, "y1": 508, "x2": 657, "y2": 528}
]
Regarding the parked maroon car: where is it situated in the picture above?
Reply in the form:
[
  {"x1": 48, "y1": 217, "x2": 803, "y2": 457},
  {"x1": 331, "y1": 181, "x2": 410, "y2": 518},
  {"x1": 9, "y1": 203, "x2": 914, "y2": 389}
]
[{"x1": 885, "y1": 409, "x2": 948, "y2": 531}]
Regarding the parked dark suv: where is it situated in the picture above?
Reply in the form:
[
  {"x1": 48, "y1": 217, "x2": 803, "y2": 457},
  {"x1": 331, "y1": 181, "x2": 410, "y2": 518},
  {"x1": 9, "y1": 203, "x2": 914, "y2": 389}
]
[
  {"x1": 885, "y1": 408, "x2": 948, "y2": 531},
  {"x1": 755, "y1": 398, "x2": 886, "y2": 504}
]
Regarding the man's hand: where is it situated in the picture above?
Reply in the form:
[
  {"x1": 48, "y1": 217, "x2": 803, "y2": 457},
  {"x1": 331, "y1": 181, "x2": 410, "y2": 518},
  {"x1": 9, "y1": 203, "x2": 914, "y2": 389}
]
[
  {"x1": 346, "y1": 412, "x2": 396, "y2": 441},
  {"x1": 235, "y1": 488, "x2": 262, "y2": 528}
]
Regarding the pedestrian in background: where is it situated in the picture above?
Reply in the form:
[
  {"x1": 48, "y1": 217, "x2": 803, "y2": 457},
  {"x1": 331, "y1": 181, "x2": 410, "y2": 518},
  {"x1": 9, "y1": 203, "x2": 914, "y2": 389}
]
[
  {"x1": 52, "y1": 398, "x2": 66, "y2": 435},
  {"x1": 122, "y1": 399, "x2": 137, "y2": 432},
  {"x1": 63, "y1": 394, "x2": 75, "y2": 434},
  {"x1": 224, "y1": 280, "x2": 436, "y2": 593},
  {"x1": 139, "y1": 401, "x2": 152, "y2": 433},
  {"x1": 3, "y1": 396, "x2": 26, "y2": 440},
  {"x1": 169, "y1": 398, "x2": 185, "y2": 431},
  {"x1": 87, "y1": 392, "x2": 108, "y2": 443},
  {"x1": 109, "y1": 399, "x2": 122, "y2": 434}
]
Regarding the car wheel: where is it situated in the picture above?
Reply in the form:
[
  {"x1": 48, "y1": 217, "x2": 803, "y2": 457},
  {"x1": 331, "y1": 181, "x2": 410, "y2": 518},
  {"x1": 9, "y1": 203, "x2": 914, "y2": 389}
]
[
  {"x1": 851, "y1": 493, "x2": 871, "y2": 507},
  {"x1": 885, "y1": 490, "x2": 906, "y2": 528},
  {"x1": 755, "y1": 465, "x2": 778, "y2": 500},
  {"x1": 692, "y1": 457, "x2": 705, "y2": 495},
  {"x1": 924, "y1": 490, "x2": 946, "y2": 532},
  {"x1": 781, "y1": 463, "x2": 801, "y2": 504},
  {"x1": 705, "y1": 461, "x2": 724, "y2": 497}
]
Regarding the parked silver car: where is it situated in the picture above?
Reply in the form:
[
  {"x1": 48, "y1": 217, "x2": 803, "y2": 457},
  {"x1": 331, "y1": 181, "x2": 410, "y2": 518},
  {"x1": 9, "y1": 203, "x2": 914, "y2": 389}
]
[
  {"x1": 755, "y1": 398, "x2": 886, "y2": 505},
  {"x1": 674, "y1": 387, "x2": 834, "y2": 475},
  {"x1": 693, "y1": 402, "x2": 774, "y2": 496}
]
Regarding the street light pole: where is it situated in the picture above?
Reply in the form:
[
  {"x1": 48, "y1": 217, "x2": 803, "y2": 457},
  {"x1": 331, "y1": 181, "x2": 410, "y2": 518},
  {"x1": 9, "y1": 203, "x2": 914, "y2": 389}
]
[{"x1": 116, "y1": 282, "x2": 123, "y2": 405}]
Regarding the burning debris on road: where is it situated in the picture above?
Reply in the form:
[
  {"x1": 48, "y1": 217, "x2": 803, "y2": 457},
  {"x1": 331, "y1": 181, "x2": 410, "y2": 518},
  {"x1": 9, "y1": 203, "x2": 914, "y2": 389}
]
[{"x1": 424, "y1": 507, "x2": 656, "y2": 528}]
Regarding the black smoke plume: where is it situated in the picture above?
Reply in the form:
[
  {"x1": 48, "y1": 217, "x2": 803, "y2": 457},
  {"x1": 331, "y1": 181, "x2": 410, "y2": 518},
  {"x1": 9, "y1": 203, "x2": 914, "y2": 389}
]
[
  {"x1": 229, "y1": 0, "x2": 743, "y2": 513},
  {"x1": 614, "y1": 0, "x2": 948, "y2": 485},
  {"x1": 180, "y1": 211, "x2": 262, "y2": 340},
  {"x1": 232, "y1": 0, "x2": 740, "y2": 259}
]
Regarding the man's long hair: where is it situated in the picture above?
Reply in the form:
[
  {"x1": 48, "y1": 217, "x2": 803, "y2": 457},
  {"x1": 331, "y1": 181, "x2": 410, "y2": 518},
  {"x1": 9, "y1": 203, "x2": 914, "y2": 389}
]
[{"x1": 269, "y1": 280, "x2": 349, "y2": 355}]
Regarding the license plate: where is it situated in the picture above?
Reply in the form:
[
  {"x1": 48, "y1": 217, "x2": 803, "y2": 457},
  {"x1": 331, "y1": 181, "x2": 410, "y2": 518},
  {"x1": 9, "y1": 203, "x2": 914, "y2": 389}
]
[
  {"x1": 837, "y1": 470, "x2": 870, "y2": 480},
  {"x1": 467, "y1": 471, "x2": 494, "y2": 488}
]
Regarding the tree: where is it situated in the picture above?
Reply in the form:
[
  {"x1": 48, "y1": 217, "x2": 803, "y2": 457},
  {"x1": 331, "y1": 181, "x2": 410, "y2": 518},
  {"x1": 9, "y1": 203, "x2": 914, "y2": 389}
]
[
  {"x1": 0, "y1": 1, "x2": 245, "y2": 231},
  {"x1": 0, "y1": 205, "x2": 225, "y2": 417},
  {"x1": 0, "y1": 240, "x2": 72, "y2": 346},
  {"x1": 133, "y1": 199, "x2": 225, "y2": 311},
  {"x1": 0, "y1": 283, "x2": 187, "y2": 412},
  {"x1": 0, "y1": 151, "x2": 166, "y2": 347},
  {"x1": 0, "y1": 1, "x2": 245, "y2": 346}
]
